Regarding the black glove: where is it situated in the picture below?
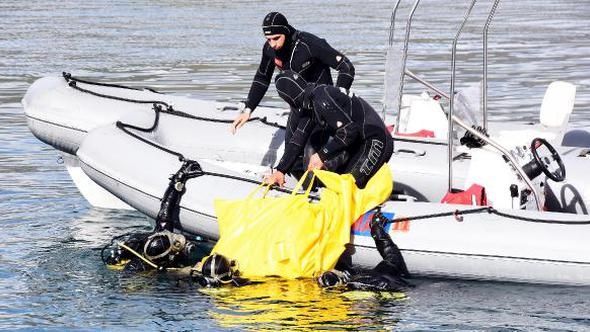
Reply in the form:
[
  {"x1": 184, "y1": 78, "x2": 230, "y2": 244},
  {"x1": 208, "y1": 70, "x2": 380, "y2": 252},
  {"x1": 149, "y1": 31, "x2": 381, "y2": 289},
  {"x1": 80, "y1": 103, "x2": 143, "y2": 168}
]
[{"x1": 369, "y1": 210, "x2": 388, "y2": 232}]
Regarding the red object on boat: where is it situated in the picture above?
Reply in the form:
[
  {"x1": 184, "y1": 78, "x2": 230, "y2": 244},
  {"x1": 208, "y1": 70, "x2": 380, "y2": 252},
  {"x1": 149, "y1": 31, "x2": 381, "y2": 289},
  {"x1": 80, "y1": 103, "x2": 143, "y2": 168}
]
[
  {"x1": 441, "y1": 184, "x2": 488, "y2": 206},
  {"x1": 387, "y1": 125, "x2": 435, "y2": 138}
]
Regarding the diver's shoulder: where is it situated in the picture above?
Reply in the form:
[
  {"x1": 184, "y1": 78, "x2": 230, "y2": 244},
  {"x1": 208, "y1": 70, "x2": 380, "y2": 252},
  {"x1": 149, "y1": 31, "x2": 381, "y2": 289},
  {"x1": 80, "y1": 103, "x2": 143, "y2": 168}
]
[{"x1": 295, "y1": 30, "x2": 325, "y2": 44}]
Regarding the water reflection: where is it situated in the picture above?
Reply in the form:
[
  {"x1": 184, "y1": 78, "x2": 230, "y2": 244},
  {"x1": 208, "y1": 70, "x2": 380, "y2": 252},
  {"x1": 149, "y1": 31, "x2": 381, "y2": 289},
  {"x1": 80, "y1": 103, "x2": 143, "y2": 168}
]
[{"x1": 202, "y1": 278, "x2": 407, "y2": 331}]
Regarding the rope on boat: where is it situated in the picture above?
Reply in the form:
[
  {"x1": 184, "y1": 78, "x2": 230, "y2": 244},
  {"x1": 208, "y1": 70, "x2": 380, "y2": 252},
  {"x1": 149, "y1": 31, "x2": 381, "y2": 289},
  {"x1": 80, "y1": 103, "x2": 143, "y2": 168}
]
[
  {"x1": 64, "y1": 73, "x2": 590, "y2": 225},
  {"x1": 114, "y1": 108, "x2": 293, "y2": 194},
  {"x1": 391, "y1": 206, "x2": 590, "y2": 225},
  {"x1": 62, "y1": 72, "x2": 291, "y2": 193},
  {"x1": 62, "y1": 72, "x2": 160, "y2": 93},
  {"x1": 62, "y1": 72, "x2": 285, "y2": 128}
]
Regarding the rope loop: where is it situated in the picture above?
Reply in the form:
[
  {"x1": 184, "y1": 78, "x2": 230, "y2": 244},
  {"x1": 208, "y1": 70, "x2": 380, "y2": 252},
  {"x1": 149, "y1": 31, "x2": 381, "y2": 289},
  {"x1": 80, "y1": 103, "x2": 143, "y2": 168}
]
[{"x1": 390, "y1": 205, "x2": 590, "y2": 225}]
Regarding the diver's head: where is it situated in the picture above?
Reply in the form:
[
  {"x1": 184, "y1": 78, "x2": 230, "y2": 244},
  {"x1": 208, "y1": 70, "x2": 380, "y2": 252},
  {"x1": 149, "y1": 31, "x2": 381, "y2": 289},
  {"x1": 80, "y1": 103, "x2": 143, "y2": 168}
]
[
  {"x1": 262, "y1": 12, "x2": 292, "y2": 50},
  {"x1": 200, "y1": 253, "x2": 236, "y2": 283},
  {"x1": 275, "y1": 70, "x2": 310, "y2": 109},
  {"x1": 317, "y1": 269, "x2": 350, "y2": 289},
  {"x1": 143, "y1": 231, "x2": 187, "y2": 263}
]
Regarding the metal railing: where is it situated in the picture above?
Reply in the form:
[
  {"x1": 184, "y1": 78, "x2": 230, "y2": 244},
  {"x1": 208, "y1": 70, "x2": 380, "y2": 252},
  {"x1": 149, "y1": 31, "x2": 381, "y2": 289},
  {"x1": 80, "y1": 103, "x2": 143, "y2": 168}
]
[{"x1": 385, "y1": 0, "x2": 542, "y2": 210}]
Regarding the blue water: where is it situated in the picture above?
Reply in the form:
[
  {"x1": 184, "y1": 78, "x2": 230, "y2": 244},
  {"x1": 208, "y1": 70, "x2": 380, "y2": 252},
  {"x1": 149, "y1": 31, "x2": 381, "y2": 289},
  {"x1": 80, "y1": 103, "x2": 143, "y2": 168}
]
[{"x1": 1, "y1": 1, "x2": 590, "y2": 330}]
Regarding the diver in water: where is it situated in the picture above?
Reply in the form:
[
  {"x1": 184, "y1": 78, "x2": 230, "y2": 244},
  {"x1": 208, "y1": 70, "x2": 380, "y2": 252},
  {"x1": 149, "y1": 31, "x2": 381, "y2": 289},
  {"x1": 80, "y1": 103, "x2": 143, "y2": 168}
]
[
  {"x1": 189, "y1": 209, "x2": 411, "y2": 291},
  {"x1": 102, "y1": 160, "x2": 209, "y2": 272},
  {"x1": 317, "y1": 210, "x2": 412, "y2": 292},
  {"x1": 231, "y1": 12, "x2": 355, "y2": 135},
  {"x1": 265, "y1": 70, "x2": 394, "y2": 189},
  {"x1": 190, "y1": 253, "x2": 252, "y2": 288},
  {"x1": 102, "y1": 159, "x2": 253, "y2": 287}
]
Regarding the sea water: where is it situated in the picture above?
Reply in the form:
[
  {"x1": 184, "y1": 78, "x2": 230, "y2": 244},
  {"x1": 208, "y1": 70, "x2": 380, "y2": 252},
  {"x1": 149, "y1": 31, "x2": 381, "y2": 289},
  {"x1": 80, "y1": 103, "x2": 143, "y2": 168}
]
[{"x1": 1, "y1": 0, "x2": 590, "y2": 330}]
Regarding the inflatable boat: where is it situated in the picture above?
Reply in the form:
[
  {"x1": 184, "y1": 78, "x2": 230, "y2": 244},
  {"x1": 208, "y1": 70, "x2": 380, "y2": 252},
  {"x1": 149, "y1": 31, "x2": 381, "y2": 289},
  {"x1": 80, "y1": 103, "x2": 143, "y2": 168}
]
[
  {"x1": 21, "y1": 1, "x2": 590, "y2": 285},
  {"x1": 22, "y1": 72, "x2": 590, "y2": 285}
]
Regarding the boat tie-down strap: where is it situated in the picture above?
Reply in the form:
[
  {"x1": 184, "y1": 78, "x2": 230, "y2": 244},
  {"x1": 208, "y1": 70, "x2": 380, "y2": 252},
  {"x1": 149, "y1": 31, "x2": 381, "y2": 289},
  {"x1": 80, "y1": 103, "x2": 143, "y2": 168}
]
[
  {"x1": 391, "y1": 206, "x2": 590, "y2": 225},
  {"x1": 63, "y1": 72, "x2": 160, "y2": 92},
  {"x1": 61, "y1": 72, "x2": 285, "y2": 129}
]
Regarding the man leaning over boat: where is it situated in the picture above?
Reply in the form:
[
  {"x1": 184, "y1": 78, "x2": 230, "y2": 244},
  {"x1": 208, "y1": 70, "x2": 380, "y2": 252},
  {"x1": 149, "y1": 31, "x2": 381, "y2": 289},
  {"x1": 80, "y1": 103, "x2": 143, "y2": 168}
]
[
  {"x1": 264, "y1": 70, "x2": 394, "y2": 189},
  {"x1": 231, "y1": 12, "x2": 355, "y2": 181},
  {"x1": 230, "y1": 12, "x2": 355, "y2": 134}
]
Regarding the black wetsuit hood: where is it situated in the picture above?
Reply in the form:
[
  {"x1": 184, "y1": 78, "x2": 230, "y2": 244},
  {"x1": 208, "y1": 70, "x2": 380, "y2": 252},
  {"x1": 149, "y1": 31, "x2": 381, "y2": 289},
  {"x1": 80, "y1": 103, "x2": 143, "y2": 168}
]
[
  {"x1": 275, "y1": 70, "x2": 310, "y2": 109},
  {"x1": 263, "y1": 12, "x2": 296, "y2": 60},
  {"x1": 262, "y1": 12, "x2": 294, "y2": 37}
]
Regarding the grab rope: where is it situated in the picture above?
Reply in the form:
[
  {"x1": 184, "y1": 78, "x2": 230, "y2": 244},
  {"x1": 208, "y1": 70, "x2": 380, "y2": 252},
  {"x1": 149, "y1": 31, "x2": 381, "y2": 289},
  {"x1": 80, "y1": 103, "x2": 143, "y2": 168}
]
[
  {"x1": 114, "y1": 109, "x2": 293, "y2": 194},
  {"x1": 63, "y1": 72, "x2": 293, "y2": 194},
  {"x1": 390, "y1": 206, "x2": 590, "y2": 225},
  {"x1": 62, "y1": 72, "x2": 160, "y2": 93},
  {"x1": 62, "y1": 72, "x2": 285, "y2": 129}
]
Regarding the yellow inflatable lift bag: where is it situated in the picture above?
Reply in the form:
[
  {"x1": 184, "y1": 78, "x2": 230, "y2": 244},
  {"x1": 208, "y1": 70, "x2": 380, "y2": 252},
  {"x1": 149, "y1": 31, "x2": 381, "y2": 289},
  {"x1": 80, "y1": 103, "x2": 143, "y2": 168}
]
[{"x1": 211, "y1": 166, "x2": 392, "y2": 279}]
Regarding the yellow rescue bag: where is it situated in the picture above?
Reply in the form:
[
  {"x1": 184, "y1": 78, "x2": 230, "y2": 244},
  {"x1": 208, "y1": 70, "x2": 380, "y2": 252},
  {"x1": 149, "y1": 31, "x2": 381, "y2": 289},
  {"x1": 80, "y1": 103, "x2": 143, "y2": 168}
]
[{"x1": 211, "y1": 166, "x2": 392, "y2": 279}]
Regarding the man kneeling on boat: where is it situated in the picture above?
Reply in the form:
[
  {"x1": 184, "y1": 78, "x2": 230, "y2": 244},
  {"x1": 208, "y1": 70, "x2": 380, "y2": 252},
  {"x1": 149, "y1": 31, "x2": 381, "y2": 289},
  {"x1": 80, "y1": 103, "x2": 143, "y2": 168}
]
[
  {"x1": 264, "y1": 70, "x2": 393, "y2": 189},
  {"x1": 318, "y1": 210, "x2": 412, "y2": 292}
]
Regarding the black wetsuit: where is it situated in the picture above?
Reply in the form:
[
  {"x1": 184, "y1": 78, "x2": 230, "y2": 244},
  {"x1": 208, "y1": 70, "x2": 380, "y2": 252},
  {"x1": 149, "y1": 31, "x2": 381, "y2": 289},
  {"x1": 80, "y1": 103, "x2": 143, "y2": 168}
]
[
  {"x1": 275, "y1": 84, "x2": 394, "y2": 189},
  {"x1": 319, "y1": 211, "x2": 411, "y2": 292},
  {"x1": 245, "y1": 29, "x2": 355, "y2": 176},
  {"x1": 244, "y1": 30, "x2": 355, "y2": 112},
  {"x1": 104, "y1": 160, "x2": 208, "y2": 272}
]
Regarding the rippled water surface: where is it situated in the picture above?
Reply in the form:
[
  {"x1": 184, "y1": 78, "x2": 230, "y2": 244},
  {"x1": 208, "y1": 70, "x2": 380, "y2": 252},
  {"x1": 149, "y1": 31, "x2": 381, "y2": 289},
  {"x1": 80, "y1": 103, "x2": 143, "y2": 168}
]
[{"x1": 1, "y1": 0, "x2": 590, "y2": 330}]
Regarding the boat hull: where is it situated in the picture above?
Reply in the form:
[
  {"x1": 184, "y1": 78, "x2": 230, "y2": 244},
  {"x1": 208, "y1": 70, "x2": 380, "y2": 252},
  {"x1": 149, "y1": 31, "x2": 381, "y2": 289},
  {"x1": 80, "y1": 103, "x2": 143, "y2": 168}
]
[{"x1": 77, "y1": 121, "x2": 590, "y2": 286}]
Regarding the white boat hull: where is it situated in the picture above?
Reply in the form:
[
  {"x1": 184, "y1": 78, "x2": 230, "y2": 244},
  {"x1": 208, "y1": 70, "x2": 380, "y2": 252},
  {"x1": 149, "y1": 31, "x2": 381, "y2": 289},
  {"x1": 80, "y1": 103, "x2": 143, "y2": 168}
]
[{"x1": 76, "y1": 115, "x2": 590, "y2": 286}]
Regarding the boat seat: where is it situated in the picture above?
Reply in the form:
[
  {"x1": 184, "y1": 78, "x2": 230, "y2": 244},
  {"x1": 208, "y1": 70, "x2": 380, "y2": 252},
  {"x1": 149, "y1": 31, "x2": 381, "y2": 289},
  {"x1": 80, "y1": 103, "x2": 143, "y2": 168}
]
[
  {"x1": 462, "y1": 147, "x2": 522, "y2": 209},
  {"x1": 396, "y1": 92, "x2": 448, "y2": 139},
  {"x1": 495, "y1": 81, "x2": 576, "y2": 147}
]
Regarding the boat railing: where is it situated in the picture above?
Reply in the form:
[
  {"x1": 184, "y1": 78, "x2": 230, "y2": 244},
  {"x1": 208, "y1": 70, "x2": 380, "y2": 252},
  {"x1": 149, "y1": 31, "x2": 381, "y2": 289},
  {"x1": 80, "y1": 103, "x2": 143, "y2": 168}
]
[
  {"x1": 383, "y1": 0, "x2": 420, "y2": 132},
  {"x1": 385, "y1": 0, "x2": 542, "y2": 210},
  {"x1": 482, "y1": 0, "x2": 501, "y2": 130},
  {"x1": 448, "y1": 0, "x2": 478, "y2": 192}
]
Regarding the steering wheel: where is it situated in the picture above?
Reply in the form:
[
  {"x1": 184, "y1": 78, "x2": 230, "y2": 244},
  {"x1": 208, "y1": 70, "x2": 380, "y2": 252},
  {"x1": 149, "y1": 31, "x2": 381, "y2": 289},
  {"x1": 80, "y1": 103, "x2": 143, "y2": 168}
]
[{"x1": 530, "y1": 138, "x2": 566, "y2": 182}]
